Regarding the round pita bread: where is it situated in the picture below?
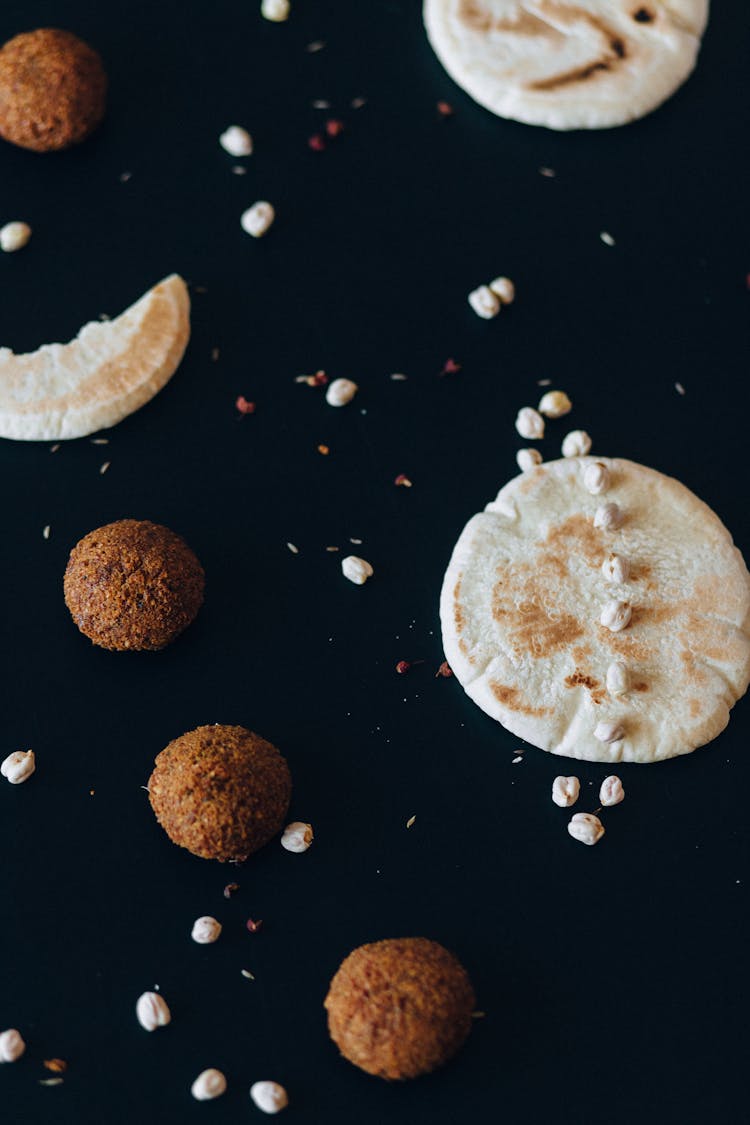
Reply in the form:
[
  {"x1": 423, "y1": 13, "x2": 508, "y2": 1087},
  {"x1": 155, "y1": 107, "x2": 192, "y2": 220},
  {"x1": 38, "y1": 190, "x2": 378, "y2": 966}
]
[
  {"x1": 424, "y1": 1, "x2": 709, "y2": 130},
  {"x1": 0, "y1": 274, "x2": 190, "y2": 441},
  {"x1": 440, "y1": 457, "x2": 750, "y2": 763}
]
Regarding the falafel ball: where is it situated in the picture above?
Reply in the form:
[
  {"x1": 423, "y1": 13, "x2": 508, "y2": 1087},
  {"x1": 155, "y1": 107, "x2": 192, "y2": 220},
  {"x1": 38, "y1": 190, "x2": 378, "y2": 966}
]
[
  {"x1": 0, "y1": 29, "x2": 107, "y2": 152},
  {"x1": 324, "y1": 937, "x2": 476, "y2": 1080},
  {"x1": 63, "y1": 519, "x2": 204, "y2": 652},
  {"x1": 148, "y1": 725, "x2": 292, "y2": 862}
]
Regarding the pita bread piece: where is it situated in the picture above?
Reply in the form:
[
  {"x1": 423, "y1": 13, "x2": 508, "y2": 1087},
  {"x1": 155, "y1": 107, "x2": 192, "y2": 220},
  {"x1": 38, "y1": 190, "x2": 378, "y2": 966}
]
[
  {"x1": 440, "y1": 457, "x2": 750, "y2": 762},
  {"x1": 424, "y1": 1, "x2": 709, "y2": 130},
  {"x1": 0, "y1": 273, "x2": 190, "y2": 441}
]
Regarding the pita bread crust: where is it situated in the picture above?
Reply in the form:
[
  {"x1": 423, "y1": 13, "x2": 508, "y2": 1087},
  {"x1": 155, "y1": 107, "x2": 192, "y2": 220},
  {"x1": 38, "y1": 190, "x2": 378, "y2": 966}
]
[
  {"x1": 424, "y1": 0, "x2": 710, "y2": 130},
  {"x1": 440, "y1": 457, "x2": 750, "y2": 762},
  {"x1": 0, "y1": 274, "x2": 190, "y2": 441}
]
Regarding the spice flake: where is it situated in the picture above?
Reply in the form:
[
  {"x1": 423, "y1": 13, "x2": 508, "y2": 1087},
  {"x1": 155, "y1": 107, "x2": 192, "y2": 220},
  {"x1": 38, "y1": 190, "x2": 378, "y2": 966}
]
[
  {"x1": 406, "y1": 815, "x2": 416, "y2": 829},
  {"x1": 439, "y1": 357, "x2": 461, "y2": 377},
  {"x1": 295, "y1": 369, "x2": 328, "y2": 387},
  {"x1": 43, "y1": 1059, "x2": 68, "y2": 1074}
]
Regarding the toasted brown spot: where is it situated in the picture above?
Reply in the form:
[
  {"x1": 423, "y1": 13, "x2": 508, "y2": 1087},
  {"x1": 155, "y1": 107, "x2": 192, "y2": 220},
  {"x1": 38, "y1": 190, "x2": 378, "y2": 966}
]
[
  {"x1": 493, "y1": 583, "x2": 584, "y2": 659},
  {"x1": 530, "y1": 56, "x2": 611, "y2": 92},
  {"x1": 572, "y1": 645, "x2": 591, "y2": 663},
  {"x1": 564, "y1": 670, "x2": 599, "y2": 690},
  {"x1": 453, "y1": 578, "x2": 464, "y2": 631},
  {"x1": 539, "y1": 552, "x2": 568, "y2": 580},
  {"x1": 490, "y1": 683, "x2": 550, "y2": 717},
  {"x1": 605, "y1": 633, "x2": 651, "y2": 662},
  {"x1": 543, "y1": 513, "x2": 606, "y2": 569},
  {"x1": 459, "y1": 0, "x2": 550, "y2": 35},
  {"x1": 689, "y1": 699, "x2": 701, "y2": 717},
  {"x1": 632, "y1": 681, "x2": 649, "y2": 692},
  {"x1": 565, "y1": 667, "x2": 606, "y2": 704},
  {"x1": 679, "y1": 649, "x2": 708, "y2": 684}
]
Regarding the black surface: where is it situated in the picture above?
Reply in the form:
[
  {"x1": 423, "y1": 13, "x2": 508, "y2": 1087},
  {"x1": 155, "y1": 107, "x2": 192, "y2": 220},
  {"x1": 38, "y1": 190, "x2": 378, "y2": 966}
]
[{"x1": 1, "y1": 2, "x2": 748, "y2": 1123}]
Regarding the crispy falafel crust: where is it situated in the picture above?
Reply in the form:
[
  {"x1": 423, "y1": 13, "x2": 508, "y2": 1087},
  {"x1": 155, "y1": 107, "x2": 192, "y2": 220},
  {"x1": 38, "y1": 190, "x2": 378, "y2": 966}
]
[
  {"x1": 324, "y1": 937, "x2": 475, "y2": 1080},
  {"x1": 64, "y1": 519, "x2": 204, "y2": 652},
  {"x1": 148, "y1": 725, "x2": 292, "y2": 863},
  {"x1": 0, "y1": 28, "x2": 107, "y2": 152}
]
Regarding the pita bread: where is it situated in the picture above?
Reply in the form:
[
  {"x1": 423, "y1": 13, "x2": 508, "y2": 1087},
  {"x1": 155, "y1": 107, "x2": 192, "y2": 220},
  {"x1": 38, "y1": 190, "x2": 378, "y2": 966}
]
[
  {"x1": 440, "y1": 457, "x2": 750, "y2": 762},
  {"x1": 0, "y1": 274, "x2": 190, "y2": 441},
  {"x1": 424, "y1": 1, "x2": 709, "y2": 130}
]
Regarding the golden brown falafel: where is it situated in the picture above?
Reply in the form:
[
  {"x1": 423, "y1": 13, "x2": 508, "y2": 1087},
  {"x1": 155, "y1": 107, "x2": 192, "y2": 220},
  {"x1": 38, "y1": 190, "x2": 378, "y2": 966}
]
[
  {"x1": 0, "y1": 28, "x2": 107, "y2": 152},
  {"x1": 63, "y1": 519, "x2": 204, "y2": 652},
  {"x1": 148, "y1": 725, "x2": 292, "y2": 863},
  {"x1": 324, "y1": 937, "x2": 476, "y2": 1080}
]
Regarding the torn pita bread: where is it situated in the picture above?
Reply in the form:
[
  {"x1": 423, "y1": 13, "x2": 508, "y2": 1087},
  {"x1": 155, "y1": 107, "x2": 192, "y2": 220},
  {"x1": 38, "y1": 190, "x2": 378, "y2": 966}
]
[
  {"x1": 424, "y1": 1, "x2": 709, "y2": 130},
  {"x1": 0, "y1": 274, "x2": 190, "y2": 441},
  {"x1": 440, "y1": 457, "x2": 750, "y2": 762}
]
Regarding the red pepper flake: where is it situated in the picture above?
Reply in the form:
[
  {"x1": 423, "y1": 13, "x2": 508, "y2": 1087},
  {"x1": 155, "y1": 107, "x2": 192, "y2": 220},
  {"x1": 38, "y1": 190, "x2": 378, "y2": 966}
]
[
  {"x1": 396, "y1": 660, "x2": 411, "y2": 674},
  {"x1": 435, "y1": 661, "x2": 453, "y2": 678},
  {"x1": 394, "y1": 473, "x2": 412, "y2": 488},
  {"x1": 295, "y1": 369, "x2": 329, "y2": 387},
  {"x1": 325, "y1": 118, "x2": 344, "y2": 138},
  {"x1": 43, "y1": 1059, "x2": 68, "y2": 1074},
  {"x1": 246, "y1": 917, "x2": 264, "y2": 934},
  {"x1": 236, "y1": 396, "x2": 256, "y2": 414},
  {"x1": 439, "y1": 357, "x2": 461, "y2": 377},
  {"x1": 223, "y1": 882, "x2": 240, "y2": 898},
  {"x1": 308, "y1": 133, "x2": 326, "y2": 152},
  {"x1": 436, "y1": 100, "x2": 454, "y2": 117},
  {"x1": 317, "y1": 444, "x2": 330, "y2": 455}
]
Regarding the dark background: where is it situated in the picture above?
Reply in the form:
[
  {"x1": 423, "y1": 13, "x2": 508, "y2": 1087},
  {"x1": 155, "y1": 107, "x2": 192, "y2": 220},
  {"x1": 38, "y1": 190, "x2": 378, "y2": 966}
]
[{"x1": 0, "y1": 2, "x2": 748, "y2": 1122}]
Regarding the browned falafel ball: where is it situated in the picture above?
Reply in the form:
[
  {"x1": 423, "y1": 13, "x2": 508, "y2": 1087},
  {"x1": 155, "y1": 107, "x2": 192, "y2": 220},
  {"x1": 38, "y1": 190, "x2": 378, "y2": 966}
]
[
  {"x1": 148, "y1": 725, "x2": 292, "y2": 862},
  {"x1": 63, "y1": 519, "x2": 204, "y2": 652},
  {"x1": 0, "y1": 28, "x2": 106, "y2": 152},
  {"x1": 324, "y1": 937, "x2": 476, "y2": 1080}
]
